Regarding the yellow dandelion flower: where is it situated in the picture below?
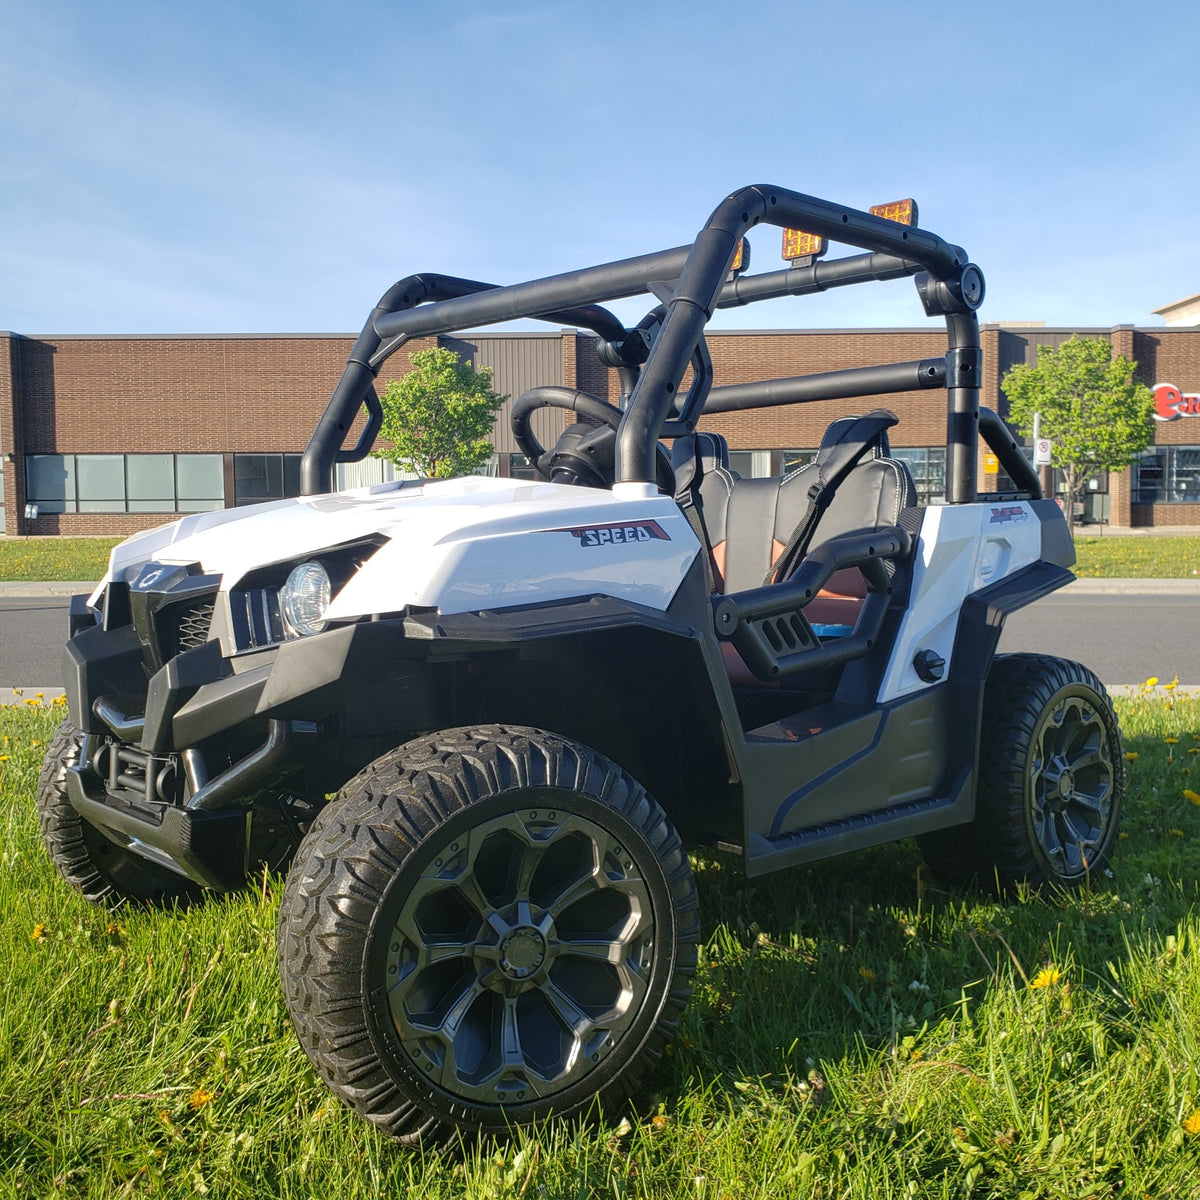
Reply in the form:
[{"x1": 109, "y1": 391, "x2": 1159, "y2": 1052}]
[
  {"x1": 30, "y1": 740, "x2": 41, "y2": 747},
  {"x1": 1164, "y1": 738, "x2": 1180, "y2": 745},
  {"x1": 1029, "y1": 966, "x2": 1062, "y2": 989},
  {"x1": 1184, "y1": 1110, "x2": 1200, "y2": 1137},
  {"x1": 1170, "y1": 829, "x2": 1185, "y2": 838},
  {"x1": 0, "y1": 755, "x2": 9, "y2": 763},
  {"x1": 188, "y1": 1087, "x2": 214, "y2": 1110},
  {"x1": 1125, "y1": 752, "x2": 1139, "y2": 762},
  {"x1": 1144, "y1": 676, "x2": 1160, "y2": 688},
  {"x1": 1184, "y1": 790, "x2": 1200, "y2": 806},
  {"x1": 1119, "y1": 832, "x2": 1129, "y2": 839},
  {"x1": 31, "y1": 924, "x2": 46, "y2": 942},
  {"x1": 858, "y1": 966, "x2": 877, "y2": 983},
  {"x1": 1189, "y1": 748, "x2": 1199, "y2": 756},
  {"x1": 651, "y1": 1114, "x2": 670, "y2": 1131}
]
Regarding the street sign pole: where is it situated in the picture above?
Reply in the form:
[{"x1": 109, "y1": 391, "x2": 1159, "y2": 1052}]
[{"x1": 1032, "y1": 412, "x2": 1053, "y2": 497}]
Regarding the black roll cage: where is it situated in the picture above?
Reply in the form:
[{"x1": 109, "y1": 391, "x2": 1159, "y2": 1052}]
[{"x1": 301, "y1": 184, "x2": 1039, "y2": 503}]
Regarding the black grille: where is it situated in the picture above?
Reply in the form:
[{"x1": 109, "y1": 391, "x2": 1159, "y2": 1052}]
[
  {"x1": 126, "y1": 566, "x2": 222, "y2": 669},
  {"x1": 233, "y1": 587, "x2": 285, "y2": 649}
]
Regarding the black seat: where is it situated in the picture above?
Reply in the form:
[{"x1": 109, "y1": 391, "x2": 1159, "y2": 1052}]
[{"x1": 675, "y1": 412, "x2": 919, "y2": 630}]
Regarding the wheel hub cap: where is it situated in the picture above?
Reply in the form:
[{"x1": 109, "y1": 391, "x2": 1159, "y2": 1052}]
[{"x1": 499, "y1": 927, "x2": 547, "y2": 978}]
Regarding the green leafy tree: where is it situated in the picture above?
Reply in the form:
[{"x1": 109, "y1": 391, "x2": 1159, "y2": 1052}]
[
  {"x1": 1001, "y1": 336, "x2": 1155, "y2": 525},
  {"x1": 374, "y1": 347, "x2": 507, "y2": 479}
]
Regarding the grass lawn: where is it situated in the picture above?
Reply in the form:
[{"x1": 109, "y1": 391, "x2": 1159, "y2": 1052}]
[
  {"x1": 1, "y1": 533, "x2": 1198, "y2": 584},
  {"x1": 0, "y1": 537, "x2": 121, "y2": 583},
  {"x1": 3, "y1": 691, "x2": 1200, "y2": 1197},
  {"x1": 1073, "y1": 536, "x2": 1200, "y2": 579}
]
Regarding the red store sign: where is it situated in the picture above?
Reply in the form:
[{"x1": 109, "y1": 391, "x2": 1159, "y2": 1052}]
[{"x1": 1154, "y1": 382, "x2": 1200, "y2": 421}]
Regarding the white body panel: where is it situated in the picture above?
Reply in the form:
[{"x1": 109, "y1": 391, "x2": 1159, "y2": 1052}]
[
  {"x1": 877, "y1": 501, "x2": 1049, "y2": 704},
  {"x1": 95, "y1": 476, "x2": 701, "y2": 617}
]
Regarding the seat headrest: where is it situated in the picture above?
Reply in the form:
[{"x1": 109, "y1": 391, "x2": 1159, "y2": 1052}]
[
  {"x1": 695, "y1": 431, "x2": 730, "y2": 471},
  {"x1": 818, "y1": 413, "x2": 894, "y2": 457}
]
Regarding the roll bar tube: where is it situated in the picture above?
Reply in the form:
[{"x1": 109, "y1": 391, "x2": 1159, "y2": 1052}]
[
  {"x1": 705, "y1": 359, "x2": 946, "y2": 414},
  {"x1": 300, "y1": 274, "x2": 635, "y2": 495},
  {"x1": 615, "y1": 185, "x2": 982, "y2": 491},
  {"x1": 304, "y1": 185, "x2": 985, "y2": 500},
  {"x1": 979, "y1": 406, "x2": 1042, "y2": 499},
  {"x1": 371, "y1": 247, "x2": 695, "y2": 343}
]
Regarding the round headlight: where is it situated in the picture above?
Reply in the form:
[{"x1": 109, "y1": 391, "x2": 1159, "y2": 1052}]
[{"x1": 280, "y1": 561, "x2": 331, "y2": 637}]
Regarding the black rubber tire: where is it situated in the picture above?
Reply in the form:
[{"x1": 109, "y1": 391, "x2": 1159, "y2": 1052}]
[
  {"x1": 918, "y1": 654, "x2": 1124, "y2": 892},
  {"x1": 277, "y1": 725, "x2": 699, "y2": 1144},
  {"x1": 36, "y1": 719, "x2": 202, "y2": 906}
]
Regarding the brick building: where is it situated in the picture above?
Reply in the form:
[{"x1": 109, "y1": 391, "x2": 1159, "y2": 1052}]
[{"x1": 2, "y1": 320, "x2": 1199, "y2": 536}]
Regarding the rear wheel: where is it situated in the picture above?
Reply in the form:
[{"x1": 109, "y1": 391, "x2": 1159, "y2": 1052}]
[
  {"x1": 919, "y1": 654, "x2": 1123, "y2": 891},
  {"x1": 37, "y1": 719, "x2": 201, "y2": 906},
  {"x1": 278, "y1": 725, "x2": 699, "y2": 1143}
]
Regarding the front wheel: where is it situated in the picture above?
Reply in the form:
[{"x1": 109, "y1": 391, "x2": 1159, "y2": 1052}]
[
  {"x1": 278, "y1": 725, "x2": 699, "y2": 1143},
  {"x1": 919, "y1": 654, "x2": 1124, "y2": 891}
]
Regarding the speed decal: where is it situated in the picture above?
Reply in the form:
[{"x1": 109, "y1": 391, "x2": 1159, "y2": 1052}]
[{"x1": 557, "y1": 520, "x2": 671, "y2": 547}]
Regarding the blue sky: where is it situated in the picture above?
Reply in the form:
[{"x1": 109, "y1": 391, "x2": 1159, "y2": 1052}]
[{"x1": 3, "y1": 0, "x2": 1197, "y2": 336}]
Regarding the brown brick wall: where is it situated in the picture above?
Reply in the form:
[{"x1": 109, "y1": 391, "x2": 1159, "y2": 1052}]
[
  {"x1": 12, "y1": 335, "x2": 437, "y2": 457},
  {"x1": 1134, "y1": 328, "x2": 1200, "y2": 446},
  {"x1": 1, "y1": 335, "x2": 21, "y2": 530},
  {"x1": 699, "y1": 330, "x2": 950, "y2": 451},
  {"x1": 1131, "y1": 503, "x2": 1200, "y2": 527},
  {"x1": 8, "y1": 324, "x2": 1200, "y2": 536}
]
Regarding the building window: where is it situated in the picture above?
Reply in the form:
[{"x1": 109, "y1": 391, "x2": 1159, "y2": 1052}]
[
  {"x1": 728, "y1": 450, "x2": 773, "y2": 478},
  {"x1": 233, "y1": 454, "x2": 302, "y2": 506},
  {"x1": 508, "y1": 453, "x2": 539, "y2": 480},
  {"x1": 1134, "y1": 446, "x2": 1200, "y2": 503},
  {"x1": 25, "y1": 454, "x2": 224, "y2": 514},
  {"x1": 783, "y1": 449, "x2": 817, "y2": 474},
  {"x1": 891, "y1": 447, "x2": 946, "y2": 504}
]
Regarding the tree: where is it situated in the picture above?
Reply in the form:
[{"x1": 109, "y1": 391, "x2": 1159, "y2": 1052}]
[
  {"x1": 1001, "y1": 336, "x2": 1155, "y2": 525},
  {"x1": 374, "y1": 347, "x2": 507, "y2": 479}
]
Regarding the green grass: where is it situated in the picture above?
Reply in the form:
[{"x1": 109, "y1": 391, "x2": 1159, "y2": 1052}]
[
  {"x1": 0, "y1": 538, "x2": 121, "y2": 583},
  {"x1": 3, "y1": 694, "x2": 1200, "y2": 1197},
  {"x1": 0, "y1": 534, "x2": 1197, "y2": 584},
  {"x1": 1073, "y1": 535, "x2": 1200, "y2": 579}
]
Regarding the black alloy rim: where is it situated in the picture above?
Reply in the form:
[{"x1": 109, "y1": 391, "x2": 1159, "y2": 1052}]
[
  {"x1": 1029, "y1": 693, "x2": 1114, "y2": 878},
  {"x1": 383, "y1": 804, "x2": 657, "y2": 1106}
]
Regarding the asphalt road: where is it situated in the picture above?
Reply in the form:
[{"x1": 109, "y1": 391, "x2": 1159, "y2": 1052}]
[
  {"x1": 0, "y1": 596, "x2": 70, "y2": 688},
  {"x1": 998, "y1": 592, "x2": 1198, "y2": 687},
  {"x1": 2, "y1": 589, "x2": 1198, "y2": 691}
]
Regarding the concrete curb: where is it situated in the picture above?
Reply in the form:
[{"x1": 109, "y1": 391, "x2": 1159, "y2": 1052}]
[
  {"x1": 0, "y1": 582, "x2": 96, "y2": 598},
  {"x1": 1064, "y1": 578, "x2": 1200, "y2": 595}
]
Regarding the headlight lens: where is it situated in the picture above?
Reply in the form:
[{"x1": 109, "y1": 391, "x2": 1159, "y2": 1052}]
[{"x1": 280, "y1": 561, "x2": 331, "y2": 637}]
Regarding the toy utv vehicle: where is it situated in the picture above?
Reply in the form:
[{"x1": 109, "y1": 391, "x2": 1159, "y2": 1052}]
[{"x1": 41, "y1": 184, "x2": 1122, "y2": 1142}]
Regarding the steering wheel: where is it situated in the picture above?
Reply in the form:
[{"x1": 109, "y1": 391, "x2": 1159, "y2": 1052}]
[{"x1": 510, "y1": 386, "x2": 675, "y2": 494}]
